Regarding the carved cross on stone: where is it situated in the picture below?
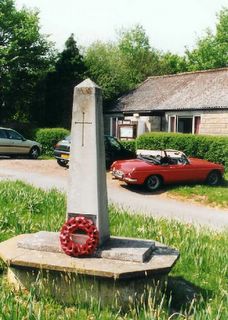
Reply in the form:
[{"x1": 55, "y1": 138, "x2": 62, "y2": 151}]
[{"x1": 75, "y1": 112, "x2": 92, "y2": 147}]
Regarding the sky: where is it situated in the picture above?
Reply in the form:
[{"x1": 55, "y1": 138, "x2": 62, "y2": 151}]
[{"x1": 15, "y1": 0, "x2": 227, "y2": 55}]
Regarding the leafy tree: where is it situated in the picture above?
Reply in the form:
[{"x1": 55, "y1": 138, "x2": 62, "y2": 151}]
[
  {"x1": 186, "y1": 7, "x2": 228, "y2": 70},
  {"x1": 0, "y1": 0, "x2": 54, "y2": 124},
  {"x1": 158, "y1": 52, "x2": 187, "y2": 75},
  {"x1": 44, "y1": 34, "x2": 87, "y2": 127},
  {"x1": 85, "y1": 41, "x2": 130, "y2": 102},
  {"x1": 85, "y1": 25, "x2": 161, "y2": 104},
  {"x1": 117, "y1": 25, "x2": 160, "y2": 86}
]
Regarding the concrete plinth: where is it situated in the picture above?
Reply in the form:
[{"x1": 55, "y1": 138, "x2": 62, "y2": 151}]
[
  {"x1": 8, "y1": 267, "x2": 166, "y2": 308},
  {"x1": 0, "y1": 233, "x2": 179, "y2": 309}
]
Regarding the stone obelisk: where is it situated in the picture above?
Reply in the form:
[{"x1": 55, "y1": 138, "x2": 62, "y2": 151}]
[{"x1": 67, "y1": 79, "x2": 110, "y2": 245}]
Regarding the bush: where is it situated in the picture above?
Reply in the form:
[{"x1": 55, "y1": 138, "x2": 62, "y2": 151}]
[
  {"x1": 35, "y1": 128, "x2": 70, "y2": 156},
  {"x1": 120, "y1": 140, "x2": 136, "y2": 153},
  {"x1": 136, "y1": 132, "x2": 228, "y2": 170}
]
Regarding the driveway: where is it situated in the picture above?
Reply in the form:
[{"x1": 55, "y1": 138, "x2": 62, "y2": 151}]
[{"x1": 0, "y1": 159, "x2": 227, "y2": 232}]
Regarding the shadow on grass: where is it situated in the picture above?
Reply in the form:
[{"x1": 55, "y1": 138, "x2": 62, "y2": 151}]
[
  {"x1": 119, "y1": 182, "x2": 193, "y2": 196},
  {"x1": 166, "y1": 276, "x2": 212, "y2": 312},
  {"x1": 120, "y1": 178, "x2": 228, "y2": 196}
]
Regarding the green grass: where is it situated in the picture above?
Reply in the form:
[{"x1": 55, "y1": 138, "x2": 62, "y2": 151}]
[
  {"x1": 167, "y1": 173, "x2": 228, "y2": 208},
  {"x1": 0, "y1": 181, "x2": 227, "y2": 319}
]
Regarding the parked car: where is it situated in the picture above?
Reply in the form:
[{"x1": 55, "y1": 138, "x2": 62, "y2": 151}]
[
  {"x1": 0, "y1": 127, "x2": 41, "y2": 159},
  {"x1": 111, "y1": 149, "x2": 224, "y2": 191},
  {"x1": 54, "y1": 135, "x2": 135, "y2": 168}
]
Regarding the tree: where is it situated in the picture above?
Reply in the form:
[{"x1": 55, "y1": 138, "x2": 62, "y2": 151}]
[
  {"x1": 85, "y1": 25, "x2": 161, "y2": 104},
  {"x1": 0, "y1": 0, "x2": 54, "y2": 124},
  {"x1": 85, "y1": 41, "x2": 130, "y2": 102},
  {"x1": 44, "y1": 34, "x2": 87, "y2": 127},
  {"x1": 158, "y1": 52, "x2": 187, "y2": 75},
  {"x1": 118, "y1": 25, "x2": 160, "y2": 86},
  {"x1": 186, "y1": 8, "x2": 228, "y2": 70}
]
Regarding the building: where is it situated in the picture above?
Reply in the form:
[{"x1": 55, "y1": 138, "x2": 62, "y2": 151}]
[{"x1": 104, "y1": 68, "x2": 228, "y2": 139}]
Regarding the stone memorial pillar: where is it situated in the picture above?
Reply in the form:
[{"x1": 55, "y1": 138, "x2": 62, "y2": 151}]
[
  {"x1": 0, "y1": 78, "x2": 179, "y2": 309},
  {"x1": 67, "y1": 79, "x2": 110, "y2": 245}
]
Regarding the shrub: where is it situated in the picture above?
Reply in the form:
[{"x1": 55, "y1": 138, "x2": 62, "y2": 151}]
[
  {"x1": 136, "y1": 132, "x2": 228, "y2": 170},
  {"x1": 35, "y1": 128, "x2": 70, "y2": 156},
  {"x1": 120, "y1": 140, "x2": 136, "y2": 153}
]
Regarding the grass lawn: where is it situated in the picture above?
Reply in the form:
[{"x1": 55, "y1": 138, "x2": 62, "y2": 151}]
[
  {"x1": 0, "y1": 181, "x2": 227, "y2": 319},
  {"x1": 167, "y1": 173, "x2": 228, "y2": 208}
]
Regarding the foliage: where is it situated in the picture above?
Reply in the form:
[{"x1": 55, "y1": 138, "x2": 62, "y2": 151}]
[
  {"x1": 158, "y1": 52, "x2": 188, "y2": 75},
  {"x1": 44, "y1": 34, "x2": 87, "y2": 127},
  {"x1": 136, "y1": 132, "x2": 228, "y2": 170},
  {"x1": 84, "y1": 41, "x2": 130, "y2": 102},
  {"x1": 85, "y1": 25, "x2": 165, "y2": 104},
  {"x1": 120, "y1": 140, "x2": 136, "y2": 153},
  {"x1": 0, "y1": 0, "x2": 54, "y2": 124},
  {"x1": 0, "y1": 181, "x2": 227, "y2": 319},
  {"x1": 117, "y1": 25, "x2": 161, "y2": 86},
  {"x1": 186, "y1": 8, "x2": 228, "y2": 70},
  {"x1": 35, "y1": 128, "x2": 69, "y2": 156}
]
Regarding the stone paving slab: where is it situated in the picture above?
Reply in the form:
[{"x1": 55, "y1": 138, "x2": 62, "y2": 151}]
[
  {"x1": 97, "y1": 236, "x2": 155, "y2": 262},
  {"x1": 17, "y1": 231, "x2": 155, "y2": 263},
  {"x1": 17, "y1": 231, "x2": 62, "y2": 253},
  {"x1": 0, "y1": 234, "x2": 179, "y2": 279}
]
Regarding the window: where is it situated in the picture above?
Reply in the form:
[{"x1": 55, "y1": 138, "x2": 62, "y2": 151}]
[
  {"x1": 106, "y1": 136, "x2": 121, "y2": 151},
  {"x1": 0, "y1": 129, "x2": 7, "y2": 139},
  {"x1": 168, "y1": 115, "x2": 201, "y2": 134},
  {"x1": 177, "y1": 117, "x2": 193, "y2": 134},
  {"x1": 7, "y1": 130, "x2": 23, "y2": 140}
]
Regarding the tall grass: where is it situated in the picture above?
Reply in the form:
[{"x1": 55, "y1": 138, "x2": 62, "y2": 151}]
[{"x1": 0, "y1": 181, "x2": 227, "y2": 319}]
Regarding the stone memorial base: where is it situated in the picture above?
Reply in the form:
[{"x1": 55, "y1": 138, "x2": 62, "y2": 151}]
[{"x1": 0, "y1": 232, "x2": 179, "y2": 309}]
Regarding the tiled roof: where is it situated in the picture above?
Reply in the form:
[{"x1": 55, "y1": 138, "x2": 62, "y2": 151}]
[{"x1": 106, "y1": 68, "x2": 228, "y2": 113}]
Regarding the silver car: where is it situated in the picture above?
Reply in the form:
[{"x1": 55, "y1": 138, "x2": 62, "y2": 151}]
[{"x1": 0, "y1": 127, "x2": 41, "y2": 159}]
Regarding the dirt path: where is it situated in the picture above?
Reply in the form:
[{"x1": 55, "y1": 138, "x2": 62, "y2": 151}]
[{"x1": 0, "y1": 159, "x2": 227, "y2": 232}]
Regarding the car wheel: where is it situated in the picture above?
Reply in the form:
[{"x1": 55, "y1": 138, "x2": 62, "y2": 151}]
[
  {"x1": 145, "y1": 175, "x2": 162, "y2": 191},
  {"x1": 57, "y1": 159, "x2": 69, "y2": 168},
  {"x1": 206, "y1": 170, "x2": 221, "y2": 186},
  {"x1": 29, "y1": 146, "x2": 40, "y2": 159}
]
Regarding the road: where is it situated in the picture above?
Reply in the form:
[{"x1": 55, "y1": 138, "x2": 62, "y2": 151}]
[{"x1": 0, "y1": 159, "x2": 227, "y2": 232}]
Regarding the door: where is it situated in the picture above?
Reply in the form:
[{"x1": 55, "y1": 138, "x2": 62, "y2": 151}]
[
  {"x1": 5, "y1": 129, "x2": 29, "y2": 154},
  {"x1": 177, "y1": 117, "x2": 193, "y2": 133},
  {"x1": 0, "y1": 129, "x2": 10, "y2": 154},
  {"x1": 163, "y1": 157, "x2": 200, "y2": 184}
]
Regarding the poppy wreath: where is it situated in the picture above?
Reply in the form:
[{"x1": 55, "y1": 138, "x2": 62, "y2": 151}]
[{"x1": 60, "y1": 216, "x2": 99, "y2": 257}]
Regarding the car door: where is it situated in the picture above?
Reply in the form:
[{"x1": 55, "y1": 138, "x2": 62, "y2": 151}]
[
  {"x1": 5, "y1": 129, "x2": 29, "y2": 154},
  {"x1": 0, "y1": 129, "x2": 10, "y2": 154},
  {"x1": 161, "y1": 156, "x2": 198, "y2": 183}
]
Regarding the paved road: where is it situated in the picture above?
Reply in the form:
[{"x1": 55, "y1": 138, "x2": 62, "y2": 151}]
[{"x1": 0, "y1": 159, "x2": 227, "y2": 232}]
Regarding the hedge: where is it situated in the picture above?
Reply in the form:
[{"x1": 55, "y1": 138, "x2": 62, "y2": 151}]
[
  {"x1": 35, "y1": 128, "x2": 70, "y2": 156},
  {"x1": 136, "y1": 132, "x2": 228, "y2": 170},
  {"x1": 120, "y1": 140, "x2": 136, "y2": 153}
]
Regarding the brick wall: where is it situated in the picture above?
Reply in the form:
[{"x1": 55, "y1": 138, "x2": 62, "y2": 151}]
[{"x1": 200, "y1": 110, "x2": 228, "y2": 135}]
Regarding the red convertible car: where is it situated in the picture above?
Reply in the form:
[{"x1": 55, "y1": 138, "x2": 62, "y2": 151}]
[{"x1": 111, "y1": 149, "x2": 224, "y2": 191}]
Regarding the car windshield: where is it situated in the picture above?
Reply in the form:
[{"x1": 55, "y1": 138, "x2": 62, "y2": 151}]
[
  {"x1": 137, "y1": 152, "x2": 189, "y2": 165},
  {"x1": 106, "y1": 136, "x2": 122, "y2": 150},
  {"x1": 137, "y1": 154, "x2": 161, "y2": 165},
  {"x1": 64, "y1": 136, "x2": 71, "y2": 141}
]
